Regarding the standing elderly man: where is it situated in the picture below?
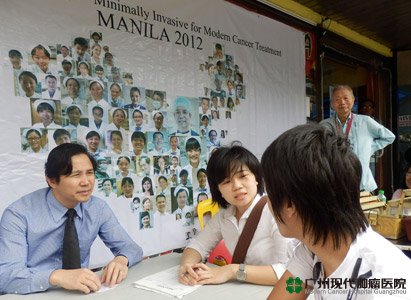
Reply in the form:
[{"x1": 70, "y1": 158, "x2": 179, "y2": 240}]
[
  {"x1": 320, "y1": 85, "x2": 395, "y2": 192},
  {"x1": 0, "y1": 143, "x2": 143, "y2": 295}
]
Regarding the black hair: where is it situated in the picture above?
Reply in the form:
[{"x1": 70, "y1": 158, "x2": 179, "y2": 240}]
[
  {"x1": 91, "y1": 32, "x2": 101, "y2": 39},
  {"x1": 92, "y1": 106, "x2": 103, "y2": 115},
  {"x1": 65, "y1": 77, "x2": 79, "y2": 87},
  {"x1": 131, "y1": 131, "x2": 146, "y2": 143},
  {"x1": 37, "y1": 102, "x2": 54, "y2": 114},
  {"x1": 117, "y1": 155, "x2": 130, "y2": 165},
  {"x1": 133, "y1": 109, "x2": 143, "y2": 118},
  {"x1": 73, "y1": 37, "x2": 89, "y2": 48},
  {"x1": 31, "y1": 44, "x2": 50, "y2": 58},
  {"x1": 142, "y1": 176, "x2": 154, "y2": 195},
  {"x1": 197, "y1": 168, "x2": 206, "y2": 178},
  {"x1": 95, "y1": 64, "x2": 104, "y2": 72},
  {"x1": 26, "y1": 128, "x2": 41, "y2": 139},
  {"x1": 45, "y1": 143, "x2": 96, "y2": 183},
  {"x1": 9, "y1": 49, "x2": 22, "y2": 58},
  {"x1": 110, "y1": 130, "x2": 123, "y2": 141},
  {"x1": 140, "y1": 211, "x2": 150, "y2": 227},
  {"x1": 179, "y1": 169, "x2": 188, "y2": 177},
  {"x1": 156, "y1": 194, "x2": 166, "y2": 201},
  {"x1": 153, "y1": 111, "x2": 164, "y2": 120},
  {"x1": 78, "y1": 61, "x2": 89, "y2": 69},
  {"x1": 261, "y1": 124, "x2": 367, "y2": 250},
  {"x1": 400, "y1": 162, "x2": 411, "y2": 189},
  {"x1": 101, "y1": 178, "x2": 113, "y2": 186},
  {"x1": 86, "y1": 130, "x2": 100, "y2": 140},
  {"x1": 197, "y1": 192, "x2": 208, "y2": 201},
  {"x1": 53, "y1": 129, "x2": 71, "y2": 141},
  {"x1": 207, "y1": 143, "x2": 264, "y2": 208},
  {"x1": 201, "y1": 115, "x2": 209, "y2": 121},
  {"x1": 18, "y1": 71, "x2": 37, "y2": 83},
  {"x1": 185, "y1": 137, "x2": 200, "y2": 152},
  {"x1": 112, "y1": 108, "x2": 126, "y2": 118},
  {"x1": 121, "y1": 177, "x2": 134, "y2": 187},
  {"x1": 158, "y1": 175, "x2": 167, "y2": 182},
  {"x1": 208, "y1": 129, "x2": 217, "y2": 138},
  {"x1": 215, "y1": 43, "x2": 222, "y2": 50},
  {"x1": 67, "y1": 105, "x2": 81, "y2": 115},
  {"x1": 130, "y1": 87, "x2": 140, "y2": 96}
]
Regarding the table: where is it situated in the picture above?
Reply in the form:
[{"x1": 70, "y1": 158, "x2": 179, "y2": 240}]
[
  {"x1": 388, "y1": 236, "x2": 411, "y2": 251},
  {"x1": 1, "y1": 253, "x2": 272, "y2": 300}
]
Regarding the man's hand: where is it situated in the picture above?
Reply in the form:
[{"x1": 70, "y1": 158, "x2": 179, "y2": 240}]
[
  {"x1": 49, "y1": 269, "x2": 101, "y2": 294},
  {"x1": 100, "y1": 255, "x2": 129, "y2": 287}
]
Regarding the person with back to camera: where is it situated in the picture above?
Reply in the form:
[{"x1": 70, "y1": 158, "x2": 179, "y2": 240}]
[
  {"x1": 261, "y1": 124, "x2": 411, "y2": 299},
  {"x1": 0, "y1": 143, "x2": 143, "y2": 294},
  {"x1": 320, "y1": 85, "x2": 395, "y2": 192},
  {"x1": 179, "y1": 144, "x2": 292, "y2": 286}
]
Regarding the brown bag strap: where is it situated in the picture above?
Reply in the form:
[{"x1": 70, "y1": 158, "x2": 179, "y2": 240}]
[{"x1": 231, "y1": 196, "x2": 267, "y2": 264}]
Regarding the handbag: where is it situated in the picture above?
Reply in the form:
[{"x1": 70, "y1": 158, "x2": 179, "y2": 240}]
[{"x1": 231, "y1": 196, "x2": 268, "y2": 264}]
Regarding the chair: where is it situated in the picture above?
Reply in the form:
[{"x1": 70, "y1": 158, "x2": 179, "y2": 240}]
[{"x1": 197, "y1": 199, "x2": 232, "y2": 265}]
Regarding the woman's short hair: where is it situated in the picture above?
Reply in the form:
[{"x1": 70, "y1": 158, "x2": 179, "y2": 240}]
[
  {"x1": 116, "y1": 155, "x2": 130, "y2": 165},
  {"x1": 207, "y1": 143, "x2": 264, "y2": 208},
  {"x1": 185, "y1": 137, "x2": 200, "y2": 152},
  {"x1": 110, "y1": 130, "x2": 123, "y2": 141},
  {"x1": 18, "y1": 71, "x2": 37, "y2": 83},
  {"x1": 121, "y1": 177, "x2": 134, "y2": 187},
  {"x1": 101, "y1": 178, "x2": 113, "y2": 186}
]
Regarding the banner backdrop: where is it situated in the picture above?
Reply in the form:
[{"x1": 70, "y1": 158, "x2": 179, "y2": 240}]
[{"x1": 0, "y1": 0, "x2": 305, "y2": 264}]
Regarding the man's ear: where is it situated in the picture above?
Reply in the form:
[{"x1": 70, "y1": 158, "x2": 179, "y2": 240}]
[{"x1": 45, "y1": 176, "x2": 58, "y2": 189}]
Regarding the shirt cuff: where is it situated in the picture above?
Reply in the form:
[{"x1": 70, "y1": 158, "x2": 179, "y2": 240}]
[
  {"x1": 32, "y1": 269, "x2": 53, "y2": 292},
  {"x1": 272, "y1": 263, "x2": 286, "y2": 280}
]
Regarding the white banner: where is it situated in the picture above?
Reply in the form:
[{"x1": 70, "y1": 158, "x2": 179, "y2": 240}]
[{"x1": 0, "y1": 0, "x2": 305, "y2": 263}]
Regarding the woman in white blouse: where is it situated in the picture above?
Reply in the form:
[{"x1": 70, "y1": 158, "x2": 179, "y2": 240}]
[{"x1": 179, "y1": 144, "x2": 292, "y2": 286}]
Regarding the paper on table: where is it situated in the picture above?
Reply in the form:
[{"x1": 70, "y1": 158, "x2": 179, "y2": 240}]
[
  {"x1": 133, "y1": 265, "x2": 201, "y2": 298},
  {"x1": 96, "y1": 284, "x2": 118, "y2": 293}
]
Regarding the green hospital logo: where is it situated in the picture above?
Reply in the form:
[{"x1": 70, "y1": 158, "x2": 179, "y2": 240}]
[{"x1": 286, "y1": 277, "x2": 303, "y2": 294}]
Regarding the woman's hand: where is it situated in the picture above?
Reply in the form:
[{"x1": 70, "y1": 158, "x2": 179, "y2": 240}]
[
  {"x1": 191, "y1": 263, "x2": 236, "y2": 285},
  {"x1": 178, "y1": 263, "x2": 200, "y2": 285}
]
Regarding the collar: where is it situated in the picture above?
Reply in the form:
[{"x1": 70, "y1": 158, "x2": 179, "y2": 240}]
[
  {"x1": 335, "y1": 112, "x2": 352, "y2": 126},
  {"x1": 223, "y1": 194, "x2": 263, "y2": 220},
  {"x1": 46, "y1": 188, "x2": 83, "y2": 222}
]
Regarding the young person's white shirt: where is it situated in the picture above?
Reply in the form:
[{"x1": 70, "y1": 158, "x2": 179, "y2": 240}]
[
  {"x1": 187, "y1": 194, "x2": 293, "y2": 278},
  {"x1": 287, "y1": 227, "x2": 411, "y2": 299}
]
